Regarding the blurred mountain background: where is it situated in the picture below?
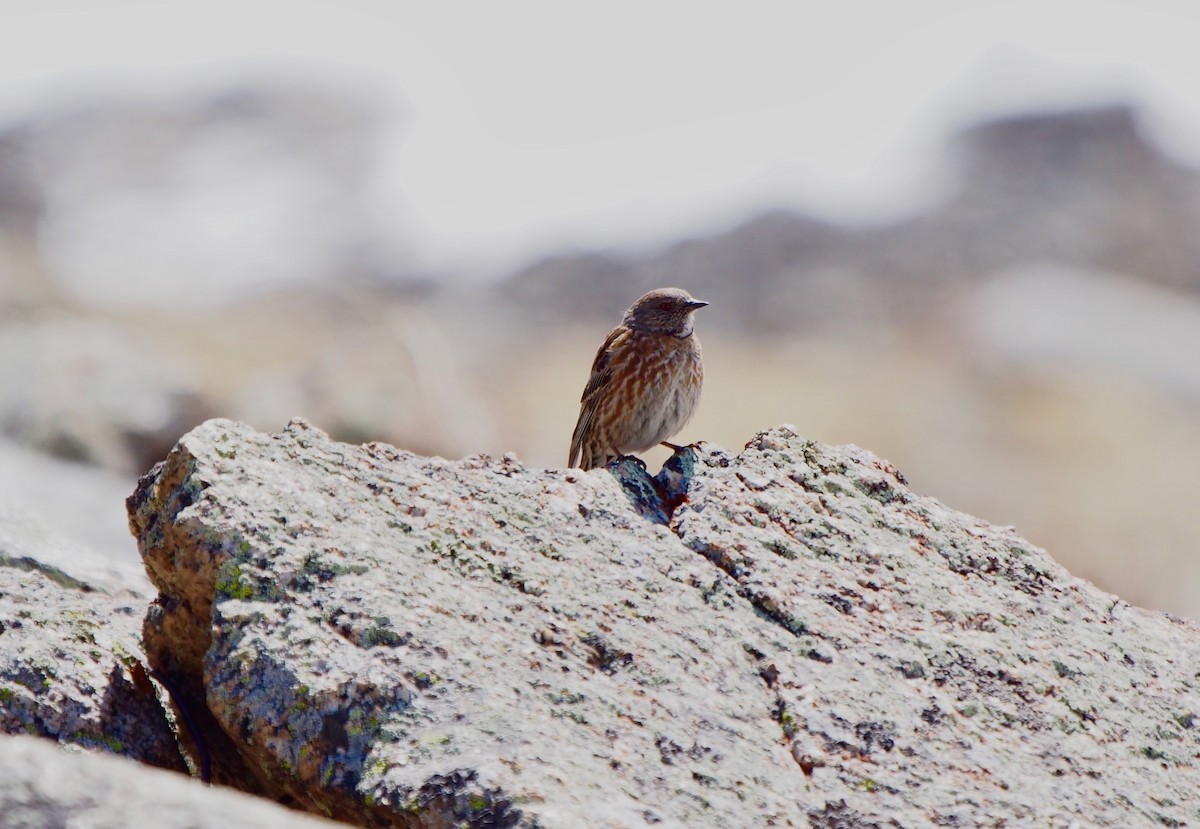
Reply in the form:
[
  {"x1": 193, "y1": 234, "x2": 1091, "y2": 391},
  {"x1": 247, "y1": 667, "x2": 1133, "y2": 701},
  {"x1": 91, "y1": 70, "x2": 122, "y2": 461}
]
[{"x1": 2, "y1": 3, "x2": 1200, "y2": 618}]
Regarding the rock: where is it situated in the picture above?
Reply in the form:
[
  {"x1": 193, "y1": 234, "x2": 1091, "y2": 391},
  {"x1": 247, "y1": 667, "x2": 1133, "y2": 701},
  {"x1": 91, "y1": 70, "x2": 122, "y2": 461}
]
[
  {"x1": 0, "y1": 500, "x2": 147, "y2": 604},
  {"x1": 0, "y1": 508, "x2": 181, "y2": 770},
  {"x1": 0, "y1": 75, "x2": 407, "y2": 309},
  {"x1": 0, "y1": 734, "x2": 341, "y2": 828},
  {"x1": 0, "y1": 317, "x2": 209, "y2": 475},
  {"x1": 127, "y1": 418, "x2": 1200, "y2": 827},
  {"x1": 130, "y1": 419, "x2": 807, "y2": 823},
  {"x1": 671, "y1": 430, "x2": 1200, "y2": 826},
  {"x1": 944, "y1": 105, "x2": 1200, "y2": 293},
  {"x1": 0, "y1": 437, "x2": 148, "y2": 592}
]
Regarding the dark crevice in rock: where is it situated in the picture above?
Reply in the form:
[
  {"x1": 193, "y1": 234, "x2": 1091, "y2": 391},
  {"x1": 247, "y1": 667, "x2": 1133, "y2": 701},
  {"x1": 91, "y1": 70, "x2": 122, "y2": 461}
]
[
  {"x1": 149, "y1": 667, "x2": 212, "y2": 782},
  {"x1": 143, "y1": 600, "x2": 270, "y2": 795},
  {"x1": 685, "y1": 535, "x2": 828, "y2": 649}
]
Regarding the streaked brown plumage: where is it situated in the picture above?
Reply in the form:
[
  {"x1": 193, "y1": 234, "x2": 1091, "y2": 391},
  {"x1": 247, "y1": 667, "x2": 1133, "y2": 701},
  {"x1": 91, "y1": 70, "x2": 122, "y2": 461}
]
[{"x1": 569, "y1": 287, "x2": 707, "y2": 470}]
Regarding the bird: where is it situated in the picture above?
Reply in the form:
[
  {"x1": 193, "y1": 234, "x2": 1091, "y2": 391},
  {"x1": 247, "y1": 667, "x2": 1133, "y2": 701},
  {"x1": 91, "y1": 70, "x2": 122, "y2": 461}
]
[{"x1": 568, "y1": 287, "x2": 708, "y2": 471}]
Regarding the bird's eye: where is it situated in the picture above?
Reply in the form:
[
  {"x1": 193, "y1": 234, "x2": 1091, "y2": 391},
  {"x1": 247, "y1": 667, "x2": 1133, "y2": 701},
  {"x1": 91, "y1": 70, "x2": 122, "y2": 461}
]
[{"x1": 658, "y1": 301, "x2": 672, "y2": 311}]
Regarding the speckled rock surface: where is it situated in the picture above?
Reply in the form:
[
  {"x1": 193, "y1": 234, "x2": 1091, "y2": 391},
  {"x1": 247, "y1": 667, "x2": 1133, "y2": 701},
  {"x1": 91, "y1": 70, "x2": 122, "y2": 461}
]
[
  {"x1": 0, "y1": 507, "x2": 182, "y2": 770},
  {"x1": 128, "y1": 419, "x2": 1200, "y2": 827},
  {"x1": 0, "y1": 734, "x2": 341, "y2": 828},
  {"x1": 673, "y1": 430, "x2": 1200, "y2": 827},
  {"x1": 129, "y1": 419, "x2": 808, "y2": 826}
]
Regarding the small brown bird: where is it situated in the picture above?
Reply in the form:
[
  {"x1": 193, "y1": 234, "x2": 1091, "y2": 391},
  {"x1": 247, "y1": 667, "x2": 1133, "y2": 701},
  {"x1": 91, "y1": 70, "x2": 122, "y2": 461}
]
[{"x1": 569, "y1": 287, "x2": 708, "y2": 470}]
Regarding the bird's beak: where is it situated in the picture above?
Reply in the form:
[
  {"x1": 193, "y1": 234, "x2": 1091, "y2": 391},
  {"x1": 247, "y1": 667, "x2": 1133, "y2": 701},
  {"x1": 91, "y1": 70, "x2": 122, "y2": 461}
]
[{"x1": 687, "y1": 300, "x2": 709, "y2": 310}]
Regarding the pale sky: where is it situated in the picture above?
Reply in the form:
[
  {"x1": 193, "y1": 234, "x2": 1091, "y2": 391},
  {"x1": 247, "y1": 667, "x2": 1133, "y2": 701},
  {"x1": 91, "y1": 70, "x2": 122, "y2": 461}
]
[{"x1": 3, "y1": 0, "x2": 1200, "y2": 275}]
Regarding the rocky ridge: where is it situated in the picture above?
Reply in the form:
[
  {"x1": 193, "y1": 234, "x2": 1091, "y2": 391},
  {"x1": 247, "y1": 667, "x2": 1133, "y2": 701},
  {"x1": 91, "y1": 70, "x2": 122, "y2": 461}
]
[{"x1": 120, "y1": 418, "x2": 1200, "y2": 827}]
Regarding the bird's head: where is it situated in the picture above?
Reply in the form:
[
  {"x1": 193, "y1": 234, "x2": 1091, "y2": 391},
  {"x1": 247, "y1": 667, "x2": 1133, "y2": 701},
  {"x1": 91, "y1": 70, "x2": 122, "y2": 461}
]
[{"x1": 622, "y1": 288, "x2": 708, "y2": 338}]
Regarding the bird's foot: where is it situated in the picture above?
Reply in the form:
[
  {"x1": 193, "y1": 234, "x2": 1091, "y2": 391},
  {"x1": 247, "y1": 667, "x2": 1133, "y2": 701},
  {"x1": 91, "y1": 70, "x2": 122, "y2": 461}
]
[{"x1": 660, "y1": 440, "x2": 705, "y2": 452}]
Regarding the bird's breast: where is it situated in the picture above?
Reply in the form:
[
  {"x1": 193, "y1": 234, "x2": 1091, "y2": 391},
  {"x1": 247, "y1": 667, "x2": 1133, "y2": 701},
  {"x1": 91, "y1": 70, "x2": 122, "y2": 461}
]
[{"x1": 607, "y1": 331, "x2": 703, "y2": 453}]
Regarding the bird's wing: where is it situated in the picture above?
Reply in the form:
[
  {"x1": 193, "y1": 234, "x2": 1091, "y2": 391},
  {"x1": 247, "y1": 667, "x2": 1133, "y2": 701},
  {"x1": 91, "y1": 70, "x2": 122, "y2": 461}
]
[
  {"x1": 580, "y1": 326, "x2": 625, "y2": 402},
  {"x1": 569, "y1": 326, "x2": 627, "y2": 467}
]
